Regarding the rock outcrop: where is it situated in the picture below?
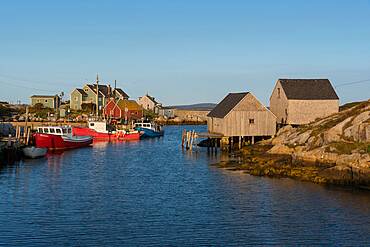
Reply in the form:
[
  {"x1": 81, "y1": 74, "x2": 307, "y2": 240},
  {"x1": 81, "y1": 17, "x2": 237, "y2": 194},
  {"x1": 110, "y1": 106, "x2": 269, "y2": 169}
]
[{"x1": 267, "y1": 100, "x2": 370, "y2": 187}]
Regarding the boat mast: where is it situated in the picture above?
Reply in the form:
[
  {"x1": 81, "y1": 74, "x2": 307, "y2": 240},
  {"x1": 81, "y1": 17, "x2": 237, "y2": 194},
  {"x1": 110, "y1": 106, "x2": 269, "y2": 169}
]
[{"x1": 96, "y1": 75, "x2": 99, "y2": 118}]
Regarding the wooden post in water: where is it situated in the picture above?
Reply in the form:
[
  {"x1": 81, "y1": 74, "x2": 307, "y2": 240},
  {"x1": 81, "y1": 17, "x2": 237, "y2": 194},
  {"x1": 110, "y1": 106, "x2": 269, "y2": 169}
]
[
  {"x1": 252, "y1": 136, "x2": 255, "y2": 145},
  {"x1": 215, "y1": 138, "x2": 218, "y2": 154},
  {"x1": 7, "y1": 134, "x2": 12, "y2": 146},
  {"x1": 195, "y1": 134, "x2": 198, "y2": 152},
  {"x1": 26, "y1": 127, "x2": 30, "y2": 146},
  {"x1": 190, "y1": 131, "x2": 193, "y2": 151},
  {"x1": 15, "y1": 126, "x2": 19, "y2": 142},
  {"x1": 239, "y1": 136, "x2": 242, "y2": 149},
  {"x1": 182, "y1": 130, "x2": 186, "y2": 148},
  {"x1": 186, "y1": 131, "x2": 190, "y2": 150}
]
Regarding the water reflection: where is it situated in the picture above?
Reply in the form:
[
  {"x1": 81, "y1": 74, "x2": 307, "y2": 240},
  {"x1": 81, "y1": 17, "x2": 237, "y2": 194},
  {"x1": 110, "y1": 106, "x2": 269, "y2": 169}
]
[{"x1": 0, "y1": 125, "x2": 369, "y2": 246}]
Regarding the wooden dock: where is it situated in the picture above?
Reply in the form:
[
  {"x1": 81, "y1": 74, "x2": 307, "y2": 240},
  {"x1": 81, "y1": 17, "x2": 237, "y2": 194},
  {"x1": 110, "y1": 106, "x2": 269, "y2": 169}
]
[{"x1": 181, "y1": 130, "x2": 224, "y2": 152}]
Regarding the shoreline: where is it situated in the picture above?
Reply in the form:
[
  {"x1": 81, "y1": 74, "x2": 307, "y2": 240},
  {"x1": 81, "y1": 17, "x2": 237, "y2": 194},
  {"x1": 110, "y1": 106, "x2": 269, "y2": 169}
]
[{"x1": 213, "y1": 144, "x2": 370, "y2": 191}]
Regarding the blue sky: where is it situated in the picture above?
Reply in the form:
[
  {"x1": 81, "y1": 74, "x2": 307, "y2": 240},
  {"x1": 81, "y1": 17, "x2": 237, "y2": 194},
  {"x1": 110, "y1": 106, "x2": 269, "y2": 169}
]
[{"x1": 0, "y1": 0, "x2": 369, "y2": 106}]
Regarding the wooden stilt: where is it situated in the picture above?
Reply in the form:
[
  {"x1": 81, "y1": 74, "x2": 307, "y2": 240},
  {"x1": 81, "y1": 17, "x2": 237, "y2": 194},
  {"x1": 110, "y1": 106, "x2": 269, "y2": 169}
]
[
  {"x1": 182, "y1": 130, "x2": 186, "y2": 148},
  {"x1": 186, "y1": 132, "x2": 190, "y2": 149},
  {"x1": 215, "y1": 138, "x2": 218, "y2": 154},
  {"x1": 195, "y1": 135, "x2": 198, "y2": 152},
  {"x1": 26, "y1": 127, "x2": 30, "y2": 145},
  {"x1": 239, "y1": 136, "x2": 242, "y2": 149},
  {"x1": 190, "y1": 130, "x2": 194, "y2": 151},
  {"x1": 252, "y1": 136, "x2": 255, "y2": 145}
]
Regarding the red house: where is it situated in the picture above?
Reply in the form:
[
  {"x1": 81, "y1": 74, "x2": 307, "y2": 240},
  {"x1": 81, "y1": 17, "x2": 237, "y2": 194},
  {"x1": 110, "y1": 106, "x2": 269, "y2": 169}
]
[{"x1": 103, "y1": 99, "x2": 143, "y2": 119}]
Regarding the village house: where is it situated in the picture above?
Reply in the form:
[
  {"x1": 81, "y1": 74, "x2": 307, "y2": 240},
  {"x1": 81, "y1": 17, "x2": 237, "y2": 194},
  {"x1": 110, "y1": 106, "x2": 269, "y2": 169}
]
[
  {"x1": 207, "y1": 92, "x2": 276, "y2": 145},
  {"x1": 270, "y1": 79, "x2": 339, "y2": 126},
  {"x1": 30, "y1": 95, "x2": 61, "y2": 109},
  {"x1": 137, "y1": 94, "x2": 162, "y2": 113},
  {"x1": 70, "y1": 80, "x2": 129, "y2": 110},
  {"x1": 103, "y1": 99, "x2": 143, "y2": 120},
  {"x1": 158, "y1": 107, "x2": 175, "y2": 118}
]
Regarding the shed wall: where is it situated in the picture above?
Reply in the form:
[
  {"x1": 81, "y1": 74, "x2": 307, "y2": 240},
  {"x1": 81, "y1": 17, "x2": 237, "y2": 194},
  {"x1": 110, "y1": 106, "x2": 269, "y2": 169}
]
[
  {"x1": 270, "y1": 81, "x2": 289, "y2": 124},
  {"x1": 288, "y1": 99, "x2": 339, "y2": 125},
  {"x1": 223, "y1": 111, "x2": 276, "y2": 136}
]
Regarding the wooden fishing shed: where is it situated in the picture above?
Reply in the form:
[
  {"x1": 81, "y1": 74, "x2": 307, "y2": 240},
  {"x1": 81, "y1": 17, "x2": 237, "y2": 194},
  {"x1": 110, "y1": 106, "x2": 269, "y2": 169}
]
[{"x1": 207, "y1": 92, "x2": 276, "y2": 147}]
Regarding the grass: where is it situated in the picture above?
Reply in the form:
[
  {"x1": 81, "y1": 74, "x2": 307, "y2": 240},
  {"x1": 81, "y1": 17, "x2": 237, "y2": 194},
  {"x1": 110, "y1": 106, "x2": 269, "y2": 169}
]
[
  {"x1": 327, "y1": 141, "x2": 370, "y2": 155},
  {"x1": 309, "y1": 100, "x2": 370, "y2": 138}
]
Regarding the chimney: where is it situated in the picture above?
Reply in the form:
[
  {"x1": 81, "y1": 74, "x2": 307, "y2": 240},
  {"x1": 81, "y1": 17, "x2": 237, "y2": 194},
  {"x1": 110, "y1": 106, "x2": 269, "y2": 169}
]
[{"x1": 108, "y1": 84, "x2": 111, "y2": 96}]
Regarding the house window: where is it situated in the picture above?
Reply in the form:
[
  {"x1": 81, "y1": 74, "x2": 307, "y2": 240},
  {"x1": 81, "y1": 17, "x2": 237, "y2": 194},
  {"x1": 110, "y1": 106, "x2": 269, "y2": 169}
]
[
  {"x1": 110, "y1": 110, "x2": 114, "y2": 115},
  {"x1": 249, "y1": 119, "x2": 255, "y2": 124},
  {"x1": 37, "y1": 99, "x2": 40, "y2": 103},
  {"x1": 277, "y1": 88, "x2": 280, "y2": 98},
  {"x1": 135, "y1": 111, "x2": 138, "y2": 114},
  {"x1": 84, "y1": 88, "x2": 88, "y2": 92},
  {"x1": 45, "y1": 99, "x2": 48, "y2": 103},
  {"x1": 74, "y1": 104, "x2": 77, "y2": 108},
  {"x1": 90, "y1": 97, "x2": 93, "y2": 102},
  {"x1": 74, "y1": 97, "x2": 78, "y2": 101}
]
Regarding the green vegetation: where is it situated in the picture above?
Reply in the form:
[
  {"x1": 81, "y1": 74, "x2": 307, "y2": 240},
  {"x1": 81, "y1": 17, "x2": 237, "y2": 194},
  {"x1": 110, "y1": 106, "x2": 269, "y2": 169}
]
[
  {"x1": 307, "y1": 100, "x2": 370, "y2": 138},
  {"x1": 339, "y1": 101, "x2": 362, "y2": 112},
  {"x1": 0, "y1": 102, "x2": 15, "y2": 117},
  {"x1": 28, "y1": 104, "x2": 54, "y2": 119},
  {"x1": 143, "y1": 109, "x2": 158, "y2": 119},
  {"x1": 327, "y1": 141, "x2": 370, "y2": 155}
]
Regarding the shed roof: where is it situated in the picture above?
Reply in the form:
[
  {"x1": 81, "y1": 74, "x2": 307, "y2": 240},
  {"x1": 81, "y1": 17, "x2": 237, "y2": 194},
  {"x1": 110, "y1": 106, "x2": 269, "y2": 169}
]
[
  {"x1": 30, "y1": 95, "x2": 59, "y2": 99},
  {"x1": 142, "y1": 94, "x2": 159, "y2": 104},
  {"x1": 116, "y1": 99, "x2": 143, "y2": 111},
  {"x1": 87, "y1": 84, "x2": 109, "y2": 96},
  {"x1": 279, "y1": 79, "x2": 339, "y2": 100},
  {"x1": 115, "y1": 88, "x2": 129, "y2": 98},
  {"x1": 76, "y1": 89, "x2": 87, "y2": 96},
  {"x1": 207, "y1": 92, "x2": 249, "y2": 118}
]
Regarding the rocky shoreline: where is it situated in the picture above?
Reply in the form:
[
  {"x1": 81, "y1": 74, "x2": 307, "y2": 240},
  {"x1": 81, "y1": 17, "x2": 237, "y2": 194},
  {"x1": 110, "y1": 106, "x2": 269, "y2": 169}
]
[
  {"x1": 213, "y1": 100, "x2": 370, "y2": 190},
  {"x1": 214, "y1": 144, "x2": 369, "y2": 190}
]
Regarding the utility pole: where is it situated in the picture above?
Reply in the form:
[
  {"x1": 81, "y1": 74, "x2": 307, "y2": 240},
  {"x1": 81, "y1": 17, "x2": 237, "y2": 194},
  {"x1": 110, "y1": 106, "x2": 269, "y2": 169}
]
[
  {"x1": 96, "y1": 75, "x2": 99, "y2": 118},
  {"x1": 114, "y1": 80, "x2": 117, "y2": 100}
]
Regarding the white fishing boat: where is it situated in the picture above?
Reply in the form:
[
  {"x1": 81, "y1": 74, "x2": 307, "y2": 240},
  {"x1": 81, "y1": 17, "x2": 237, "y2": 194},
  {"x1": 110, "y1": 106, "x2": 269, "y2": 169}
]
[{"x1": 23, "y1": 146, "x2": 47, "y2": 158}]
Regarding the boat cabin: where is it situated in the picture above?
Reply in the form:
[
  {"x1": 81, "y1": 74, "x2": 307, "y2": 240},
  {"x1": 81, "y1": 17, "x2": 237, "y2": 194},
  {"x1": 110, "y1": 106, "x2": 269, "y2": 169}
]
[
  {"x1": 134, "y1": 122, "x2": 162, "y2": 132},
  {"x1": 38, "y1": 126, "x2": 73, "y2": 137},
  {"x1": 88, "y1": 121, "x2": 116, "y2": 134}
]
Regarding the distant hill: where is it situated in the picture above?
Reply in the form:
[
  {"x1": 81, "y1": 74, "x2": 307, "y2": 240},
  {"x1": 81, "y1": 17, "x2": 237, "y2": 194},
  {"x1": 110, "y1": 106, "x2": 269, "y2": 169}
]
[{"x1": 167, "y1": 103, "x2": 217, "y2": 111}]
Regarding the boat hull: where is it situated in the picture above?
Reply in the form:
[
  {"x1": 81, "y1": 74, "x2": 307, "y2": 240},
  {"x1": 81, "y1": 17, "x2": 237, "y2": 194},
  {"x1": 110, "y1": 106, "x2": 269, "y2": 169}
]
[
  {"x1": 72, "y1": 126, "x2": 140, "y2": 141},
  {"x1": 136, "y1": 127, "x2": 164, "y2": 137},
  {"x1": 34, "y1": 133, "x2": 93, "y2": 150},
  {"x1": 23, "y1": 146, "x2": 47, "y2": 158}
]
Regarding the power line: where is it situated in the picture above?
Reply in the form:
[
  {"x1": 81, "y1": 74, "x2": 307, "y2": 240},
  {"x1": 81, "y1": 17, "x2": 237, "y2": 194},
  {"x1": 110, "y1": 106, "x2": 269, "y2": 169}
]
[
  {"x1": 0, "y1": 73, "x2": 76, "y2": 87},
  {"x1": 335, "y1": 79, "x2": 370, "y2": 88},
  {"x1": 0, "y1": 80, "x2": 58, "y2": 93}
]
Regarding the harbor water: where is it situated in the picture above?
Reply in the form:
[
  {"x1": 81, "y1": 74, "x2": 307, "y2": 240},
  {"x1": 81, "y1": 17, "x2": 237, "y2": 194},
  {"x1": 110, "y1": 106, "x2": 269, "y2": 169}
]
[{"x1": 0, "y1": 125, "x2": 369, "y2": 246}]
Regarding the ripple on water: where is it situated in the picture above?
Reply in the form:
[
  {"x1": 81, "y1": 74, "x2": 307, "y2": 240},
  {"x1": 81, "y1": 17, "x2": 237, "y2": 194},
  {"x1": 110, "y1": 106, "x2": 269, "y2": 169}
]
[{"x1": 0, "y1": 125, "x2": 369, "y2": 246}]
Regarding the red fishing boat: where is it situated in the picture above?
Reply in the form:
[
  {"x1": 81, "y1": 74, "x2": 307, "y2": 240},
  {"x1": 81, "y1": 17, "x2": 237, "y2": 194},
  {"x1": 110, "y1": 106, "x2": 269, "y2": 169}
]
[
  {"x1": 34, "y1": 126, "x2": 93, "y2": 150},
  {"x1": 72, "y1": 121, "x2": 140, "y2": 141}
]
